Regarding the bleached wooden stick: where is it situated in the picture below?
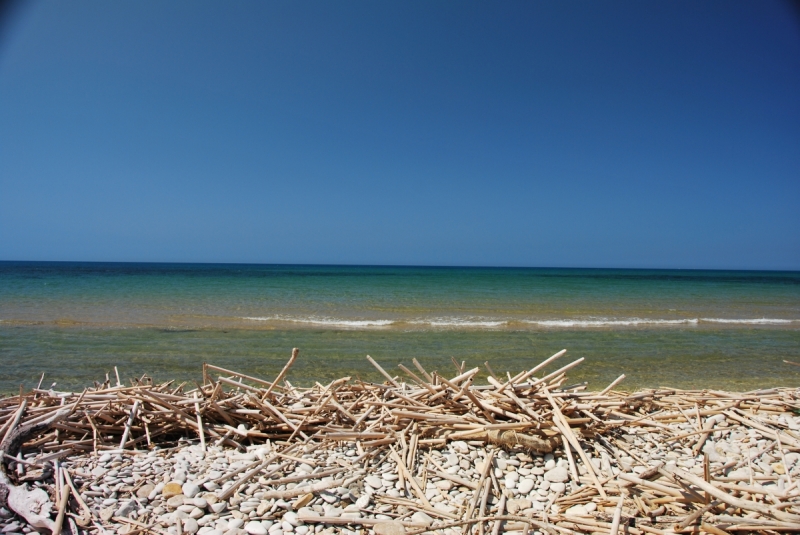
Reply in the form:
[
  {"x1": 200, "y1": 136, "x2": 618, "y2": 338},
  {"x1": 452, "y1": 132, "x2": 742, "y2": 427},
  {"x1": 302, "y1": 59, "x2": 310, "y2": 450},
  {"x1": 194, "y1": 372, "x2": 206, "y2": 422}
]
[
  {"x1": 265, "y1": 348, "x2": 299, "y2": 396},
  {"x1": 118, "y1": 400, "x2": 140, "y2": 449}
]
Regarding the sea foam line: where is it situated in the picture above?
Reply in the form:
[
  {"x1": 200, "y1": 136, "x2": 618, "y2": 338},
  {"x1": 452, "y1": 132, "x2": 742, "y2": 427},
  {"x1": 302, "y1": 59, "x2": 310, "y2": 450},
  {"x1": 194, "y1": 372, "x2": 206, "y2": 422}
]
[
  {"x1": 700, "y1": 318, "x2": 794, "y2": 325},
  {"x1": 241, "y1": 316, "x2": 796, "y2": 328},
  {"x1": 243, "y1": 316, "x2": 395, "y2": 327},
  {"x1": 524, "y1": 318, "x2": 699, "y2": 327}
]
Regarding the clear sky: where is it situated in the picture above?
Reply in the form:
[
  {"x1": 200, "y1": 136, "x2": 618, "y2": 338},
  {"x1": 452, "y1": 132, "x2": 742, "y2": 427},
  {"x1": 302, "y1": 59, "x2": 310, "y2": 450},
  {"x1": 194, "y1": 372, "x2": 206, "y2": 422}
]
[{"x1": 1, "y1": 1, "x2": 798, "y2": 269}]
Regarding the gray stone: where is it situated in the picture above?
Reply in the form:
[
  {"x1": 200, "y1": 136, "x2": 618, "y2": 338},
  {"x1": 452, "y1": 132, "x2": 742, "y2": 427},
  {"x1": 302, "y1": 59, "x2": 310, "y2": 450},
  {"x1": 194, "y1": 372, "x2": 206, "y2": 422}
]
[
  {"x1": 210, "y1": 502, "x2": 227, "y2": 514},
  {"x1": 282, "y1": 512, "x2": 299, "y2": 527},
  {"x1": 365, "y1": 476, "x2": 383, "y2": 489},
  {"x1": 137, "y1": 484, "x2": 156, "y2": 499},
  {"x1": 544, "y1": 467, "x2": 568, "y2": 483},
  {"x1": 116, "y1": 500, "x2": 137, "y2": 517},
  {"x1": 506, "y1": 499, "x2": 532, "y2": 514},
  {"x1": 373, "y1": 522, "x2": 406, "y2": 535},
  {"x1": 410, "y1": 512, "x2": 433, "y2": 526},
  {"x1": 296, "y1": 508, "x2": 319, "y2": 519},
  {"x1": 244, "y1": 522, "x2": 267, "y2": 535},
  {"x1": 184, "y1": 518, "x2": 200, "y2": 534},
  {"x1": 451, "y1": 441, "x2": 469, "y2": 454},
  {"x1": 517, "y1": 478, "x2": 535, "y2": 494},
  {"x1": 183, "y1": 482, "x2": 201, "y2": 498}
]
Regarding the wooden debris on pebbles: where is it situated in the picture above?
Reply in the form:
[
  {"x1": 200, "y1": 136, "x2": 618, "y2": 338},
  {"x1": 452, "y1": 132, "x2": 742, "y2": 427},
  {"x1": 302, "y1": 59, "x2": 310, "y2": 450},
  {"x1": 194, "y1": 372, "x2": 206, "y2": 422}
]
[{"x1": 0, "y1": 348, "x2": 799, "y2": 535}]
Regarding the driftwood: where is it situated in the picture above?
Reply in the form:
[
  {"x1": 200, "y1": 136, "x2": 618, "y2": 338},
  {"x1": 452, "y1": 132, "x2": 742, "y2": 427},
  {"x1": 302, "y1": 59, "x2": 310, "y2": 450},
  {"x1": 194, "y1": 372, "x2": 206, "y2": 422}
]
[
  {"x1": 0, "y1": 410, "x2": 68, "y2": 532},
  {"x1": 0, "y1": 348, "x2": 799, "y2": 534}
]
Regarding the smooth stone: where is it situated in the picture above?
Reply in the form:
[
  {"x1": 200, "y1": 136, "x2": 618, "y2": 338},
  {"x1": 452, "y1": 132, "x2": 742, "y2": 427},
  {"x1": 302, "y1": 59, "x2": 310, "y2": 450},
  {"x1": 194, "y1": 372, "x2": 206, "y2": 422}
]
[
  {"x1": 92, "y1": 466, "x2": 108, "y2": 477},
  {"x1": 138, "y1": 484, "x2": 156, "y2": 499},
  {"x1": 550, "y1": 482, "x2": 566, "y2": 493},
  {"x1": 244, "y1": 522, "x2": 267, "y2": 535},
  {"x1": 506, "y1": 499, "x2": 532, "y2": 514},
  {"x1": 434, "y1": 480, "x2": 452, "y2": 491},
  {"x1": 163, "y1": 483, "x2": 185, "y2": 499},
  {"x1": 210, "y1": 502, "x2": 227, "y2": 514},
  {"x1": 228, "y1": 519, "x2": 245, "y2": 530},
  {"x1": 193, "y1": 498, "x2": 208, "y2": 509},
  {"x1": 190, "y1": 507, "x2": 205, "y2": 519},
  {"x1": 282, "y1": 512, "x2": 299, "y2": 527},
  {"x1": 184, "y1": 519, "x2": 200, "y2": 534},
  {"x1": 565, "y1": 505, "x2": 589, "y2": 516},
  {"x1": 451, "y1": 441, "x2": 469, "y2": 454},
  {"x1": 167, "y1": 496, "x2": 186, "y2": 508},
  {"x1": 517, "y1": 479, "x2": 535, "y2": 494},
  {"x1": 365, "y1": 476, "x2": 383, "y2": 489},
  {"x1": 294, "y1": 527, "x2": 309, "y2": 535},
  {"x1": 544, "y1": 467, "x2": 569, "y2": 483},
  {"x1": 410, "y1": 512, "x2": 433, "y2": 527},
  {"x1": 355, "y1": 495, "x2": 370, "y2": 509},
  {"x1": 373, "y1": 522, "x2": 406, "y2": 535},
  {"x1": 318, "y1": 491, "x2": 337, "y2": 505},
  {"x1": 100, "y1": 508, "x2": 115, "y2": 521},
  {"x1": 183, "y1": 482, "x2": 201, "y2": 499},
  {"x1": 116, "y1": 500, "x2": 137, "y2": 517},
  {"x1": 296, "y1": 508, "x2": 319, "y2": 519}
]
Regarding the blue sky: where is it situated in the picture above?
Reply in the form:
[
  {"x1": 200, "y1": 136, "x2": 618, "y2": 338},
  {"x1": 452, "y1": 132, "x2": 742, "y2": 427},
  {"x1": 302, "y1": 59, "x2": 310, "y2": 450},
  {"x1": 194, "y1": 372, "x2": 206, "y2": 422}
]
[{"x1": 1, "y1": 1, "x2": 798, "y2": 269}]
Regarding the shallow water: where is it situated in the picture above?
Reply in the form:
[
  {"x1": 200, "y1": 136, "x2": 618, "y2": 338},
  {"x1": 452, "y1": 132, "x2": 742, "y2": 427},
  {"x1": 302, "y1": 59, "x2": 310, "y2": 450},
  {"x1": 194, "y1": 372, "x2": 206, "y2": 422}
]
[{"x1": 1, "y1": 262, "x2": 798, "y2": 393}]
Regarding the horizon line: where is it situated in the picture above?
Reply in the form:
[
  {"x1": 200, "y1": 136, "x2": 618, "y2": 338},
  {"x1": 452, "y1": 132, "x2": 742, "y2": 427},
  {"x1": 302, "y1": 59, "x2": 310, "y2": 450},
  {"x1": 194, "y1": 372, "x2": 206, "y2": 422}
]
[{"x1": 0, "y1": 259, "x2": 798, "y2": 273}]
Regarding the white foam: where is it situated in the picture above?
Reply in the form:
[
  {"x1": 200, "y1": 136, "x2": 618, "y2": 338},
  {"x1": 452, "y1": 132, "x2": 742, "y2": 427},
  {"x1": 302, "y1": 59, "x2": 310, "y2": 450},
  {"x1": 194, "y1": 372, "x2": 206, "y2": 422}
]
[
  {"x1": 242, "y1": 316, "x2": 395, "y2": 327},
  {"x1": 524, "y1": 318, "x2": 699, "y2": 327},
  {"x1": 700, "y1": 318, "x2": 795, "y2": 325},
  {"x1": 410, "y1": 318, "x2": 507, "y2": 328},
  {"x1": 240, "y1": 315, "x2": 796, "y2": 329}
]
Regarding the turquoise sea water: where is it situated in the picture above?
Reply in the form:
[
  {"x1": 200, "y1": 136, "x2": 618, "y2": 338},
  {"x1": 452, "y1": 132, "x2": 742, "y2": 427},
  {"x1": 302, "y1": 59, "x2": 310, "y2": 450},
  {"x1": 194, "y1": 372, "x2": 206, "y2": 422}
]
[{"x1": 1, "y1": 262, "x2": 799, "y2": 393}]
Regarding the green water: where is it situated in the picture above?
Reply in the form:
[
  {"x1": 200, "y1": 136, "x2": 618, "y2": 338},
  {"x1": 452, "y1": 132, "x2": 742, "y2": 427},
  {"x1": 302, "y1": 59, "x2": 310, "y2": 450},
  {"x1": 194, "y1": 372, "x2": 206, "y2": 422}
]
[{"x1": 1, "y1": 262, "x2": 798, "y2": 393}]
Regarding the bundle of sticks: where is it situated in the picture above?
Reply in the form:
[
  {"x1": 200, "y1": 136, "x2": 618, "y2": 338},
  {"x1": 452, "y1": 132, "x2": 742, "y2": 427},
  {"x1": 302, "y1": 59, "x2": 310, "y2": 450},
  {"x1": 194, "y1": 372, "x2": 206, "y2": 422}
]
[{"x1": 1, "y1": 348, "x2": 799, "y2": 534}]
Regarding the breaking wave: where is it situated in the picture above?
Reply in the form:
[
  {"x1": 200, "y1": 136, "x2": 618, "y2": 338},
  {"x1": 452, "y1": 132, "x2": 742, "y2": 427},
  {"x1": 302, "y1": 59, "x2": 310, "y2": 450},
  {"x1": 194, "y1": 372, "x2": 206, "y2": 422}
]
[
  {"x1": 240, "y1": 315, "x2": 796, "y2": 329},
  {"x1": 243, "y1": 316, "x2": 395, "y2": 327}
]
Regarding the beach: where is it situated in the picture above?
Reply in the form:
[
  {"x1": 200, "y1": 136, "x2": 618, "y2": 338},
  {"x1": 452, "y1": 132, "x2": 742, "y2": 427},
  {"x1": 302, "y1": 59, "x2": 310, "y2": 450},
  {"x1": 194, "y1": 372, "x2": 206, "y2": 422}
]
[{"x1": 1, "y1": 351, "x2": 799, "y2": 535}]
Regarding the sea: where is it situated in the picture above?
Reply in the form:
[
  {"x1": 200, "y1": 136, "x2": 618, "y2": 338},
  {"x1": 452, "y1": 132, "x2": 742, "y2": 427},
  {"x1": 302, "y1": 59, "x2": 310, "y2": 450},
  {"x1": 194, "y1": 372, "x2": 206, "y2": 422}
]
[{"x1": 1, "y1": 262, "x2": 799, "y2": 394}]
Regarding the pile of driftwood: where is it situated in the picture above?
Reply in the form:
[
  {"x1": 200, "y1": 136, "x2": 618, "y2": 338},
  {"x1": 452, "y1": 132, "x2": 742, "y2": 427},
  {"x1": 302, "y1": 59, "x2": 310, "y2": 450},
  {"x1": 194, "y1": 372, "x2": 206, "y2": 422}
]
[{"x1": 1, "y1": 348, "x2": 799, "y2": 534}]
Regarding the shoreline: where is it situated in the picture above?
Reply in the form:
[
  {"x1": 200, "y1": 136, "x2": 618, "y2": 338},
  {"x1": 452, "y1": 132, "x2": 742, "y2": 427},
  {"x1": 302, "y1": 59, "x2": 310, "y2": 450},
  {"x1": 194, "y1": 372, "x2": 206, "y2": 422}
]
[{"x1": 1, "y1": 351, "x2": 799, "y2": 535}]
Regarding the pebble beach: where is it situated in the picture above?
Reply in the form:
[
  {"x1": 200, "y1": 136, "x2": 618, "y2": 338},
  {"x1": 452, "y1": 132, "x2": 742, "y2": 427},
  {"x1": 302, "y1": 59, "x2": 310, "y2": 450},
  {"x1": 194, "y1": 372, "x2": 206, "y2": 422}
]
[{"x1": 1, "y1": 351, "x2": 800, "y2": 535}]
